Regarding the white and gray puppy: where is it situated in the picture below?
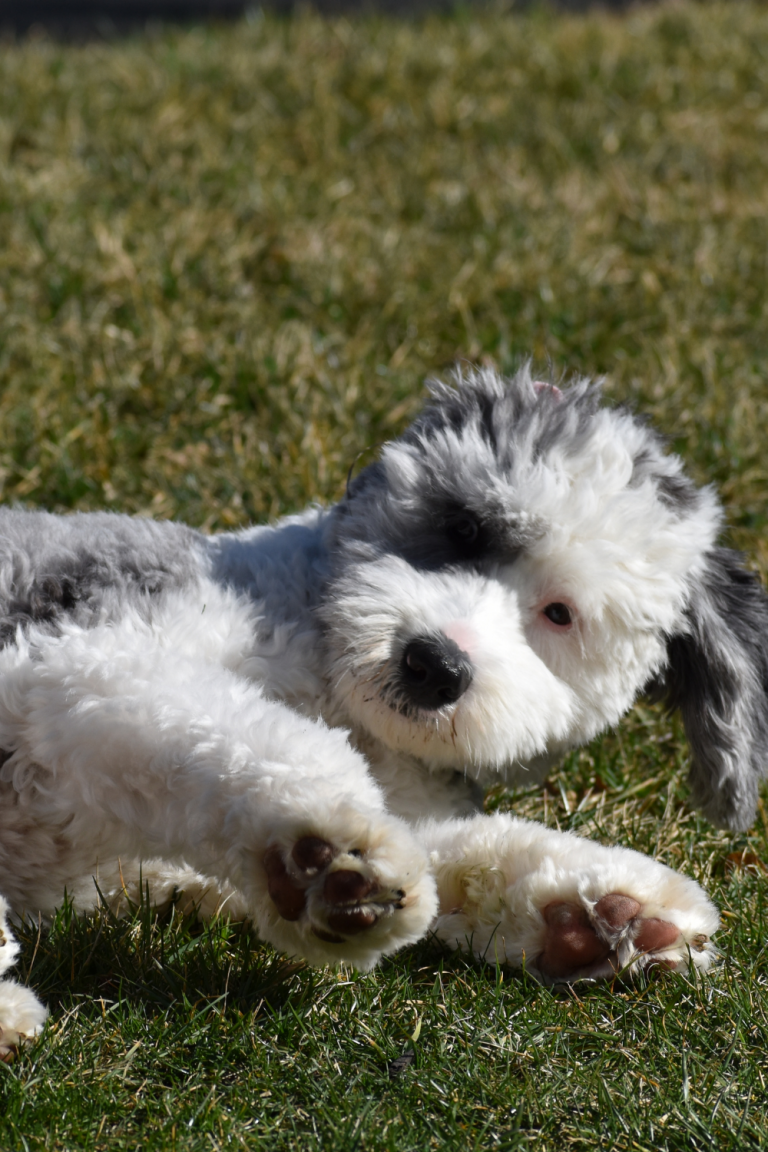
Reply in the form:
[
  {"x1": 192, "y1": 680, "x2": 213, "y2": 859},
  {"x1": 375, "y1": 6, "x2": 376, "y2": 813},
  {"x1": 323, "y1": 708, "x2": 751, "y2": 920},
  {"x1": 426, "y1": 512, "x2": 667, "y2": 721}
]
[{"x1": 1, "y1": 365, "x2": 765, "y2": 1057}]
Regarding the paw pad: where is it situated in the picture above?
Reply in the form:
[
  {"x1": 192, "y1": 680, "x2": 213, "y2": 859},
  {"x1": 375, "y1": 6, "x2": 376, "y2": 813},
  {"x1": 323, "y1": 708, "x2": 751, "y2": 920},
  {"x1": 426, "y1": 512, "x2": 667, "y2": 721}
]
[
  {"x1": 541, "y1": 903, "x2": 610, "y2": 976},
  {"x1": 263, "y1": 845, "x2": 306, "y2": 921},
  {"x1": 291, "y1": 836, "x2": 334, "y2": 874},
  {"x1": 264, "y1": 835, "x2": 405, "y2": 945},
  {"x1": 539, "y1": 891, "x2": 699, "y2": 981},
  {"x1": 594, "y1": 893, "x2": 640, "y2": 930}
]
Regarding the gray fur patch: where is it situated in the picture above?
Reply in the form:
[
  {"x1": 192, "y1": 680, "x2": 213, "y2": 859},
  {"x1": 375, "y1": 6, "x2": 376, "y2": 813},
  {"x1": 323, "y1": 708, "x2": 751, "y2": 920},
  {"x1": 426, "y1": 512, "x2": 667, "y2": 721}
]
[
  {"x1": 339, "y1": 370, "x2": 576, "y2": 572},
  {"x1": 647, "y1": 547, "x2": 768, "y2": 831},
  {"x1": 414, "y1": 370, "x2": 602, "y2": 470},
  {"x1": 629, "y1": 446, "x2": 702, "y2": 514},
  {"x1": 0, "y1": 509, "x2": 205, "y2": 646}
]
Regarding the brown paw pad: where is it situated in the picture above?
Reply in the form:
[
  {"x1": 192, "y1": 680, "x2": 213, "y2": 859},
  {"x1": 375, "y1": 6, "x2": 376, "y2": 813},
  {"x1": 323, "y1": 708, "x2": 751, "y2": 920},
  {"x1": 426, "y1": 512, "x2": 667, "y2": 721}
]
[
  {"x1": 594, "y1": 893, "x2": 683, "y2": 954},
  {"x1": 292, "y1": 836, "x2": 335, "y2": 874},
  {"x1": 324, "y1": 869, "x2": 376, "y2": 905},
  {"x1": 540, "y1": 902, "x2": 610, "y2": 978},
  {"x1": 594, "y1": 893, "x2": 641, "y2": 931},
  {"x1": 264, "y1": 836, "x2": 339, "y2": 921},
  {"x1": 264, "y1": 844, "x2": 306, "y2": 921},
  {"x1": 264, "y1": 837, "x2": 394, "y2": 940},
  {"x1": 539, "y1": 892, "x2": 688, "y2": 982},
  {"x1": 312, "y1": 928, "x2": 346, "y2": 944},
  {"x1": 327, "y1": 907, "x2": 379, "y2": 935},
  {"x1": 634, "y1": 917, "x2": 681, "y2": 953}
]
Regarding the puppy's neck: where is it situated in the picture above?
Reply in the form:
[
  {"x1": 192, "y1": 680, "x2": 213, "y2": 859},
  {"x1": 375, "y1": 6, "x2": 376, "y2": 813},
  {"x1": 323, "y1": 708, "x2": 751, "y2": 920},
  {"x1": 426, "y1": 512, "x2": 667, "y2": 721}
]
[{"x1": 206, "y1": 505, "x2": 340, "y2": 716}]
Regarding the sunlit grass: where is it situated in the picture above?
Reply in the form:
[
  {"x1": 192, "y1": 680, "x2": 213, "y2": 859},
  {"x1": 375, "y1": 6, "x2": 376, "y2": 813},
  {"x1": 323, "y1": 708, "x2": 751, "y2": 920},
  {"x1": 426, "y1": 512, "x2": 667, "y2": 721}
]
[{"x1": 1, "y1": 3, "x2": 768, "y2": 1148}]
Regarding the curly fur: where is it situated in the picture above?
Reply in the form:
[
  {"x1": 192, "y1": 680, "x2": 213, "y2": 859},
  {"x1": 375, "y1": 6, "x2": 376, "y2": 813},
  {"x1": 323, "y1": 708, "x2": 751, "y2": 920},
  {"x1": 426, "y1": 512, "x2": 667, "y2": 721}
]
[{"x1": 3, "y1": 364, "x2": 760, "y2": 1046}]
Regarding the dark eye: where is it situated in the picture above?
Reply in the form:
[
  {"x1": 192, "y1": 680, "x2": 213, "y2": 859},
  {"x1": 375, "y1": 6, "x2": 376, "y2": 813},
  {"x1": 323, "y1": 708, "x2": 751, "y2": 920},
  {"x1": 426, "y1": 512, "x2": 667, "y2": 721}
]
[
  {"x1": 443, "y1": 511, "x2": 486, "y2": 559},
  {"x1": 446, "y1": 513, "x2": 479, "y2": 545},
  {"x1": 543, "y1": 603, "x2": 572, "y2": 627}
]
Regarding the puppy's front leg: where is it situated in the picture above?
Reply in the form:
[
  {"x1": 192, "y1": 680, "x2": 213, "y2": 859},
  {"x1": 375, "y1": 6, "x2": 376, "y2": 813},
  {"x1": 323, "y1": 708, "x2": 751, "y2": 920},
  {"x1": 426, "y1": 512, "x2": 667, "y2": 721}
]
[
  {"x1": 0, "y1": 897, "x2": 48, "y2": 1061},
  {"x1": 0, "y1": 624, "x2": 437, "y2": 969},
  {"x1": 419, "y1": 814, "x2": 718, "y2": 981}
]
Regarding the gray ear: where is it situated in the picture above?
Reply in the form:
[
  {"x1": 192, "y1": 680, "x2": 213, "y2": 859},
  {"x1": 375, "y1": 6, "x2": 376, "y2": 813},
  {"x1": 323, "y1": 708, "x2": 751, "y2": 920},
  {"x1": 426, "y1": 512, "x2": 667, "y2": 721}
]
[{"x1": 648, "y1": 548, "x2": 768, "y2": 832}]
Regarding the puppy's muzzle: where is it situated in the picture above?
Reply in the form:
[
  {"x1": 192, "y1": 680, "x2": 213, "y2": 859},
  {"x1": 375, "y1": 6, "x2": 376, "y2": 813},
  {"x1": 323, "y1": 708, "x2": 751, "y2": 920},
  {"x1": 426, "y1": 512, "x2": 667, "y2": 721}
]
[{"x1": 399, "y1": 635, "x2": 473, "y2": 711}]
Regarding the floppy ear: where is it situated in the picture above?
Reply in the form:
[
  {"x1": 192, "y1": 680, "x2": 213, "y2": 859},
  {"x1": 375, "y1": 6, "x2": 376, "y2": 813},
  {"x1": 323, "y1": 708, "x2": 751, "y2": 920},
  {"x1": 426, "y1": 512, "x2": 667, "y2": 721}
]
[{"x1": 648, "y1": 548, "x2": 768, "y2": 832}]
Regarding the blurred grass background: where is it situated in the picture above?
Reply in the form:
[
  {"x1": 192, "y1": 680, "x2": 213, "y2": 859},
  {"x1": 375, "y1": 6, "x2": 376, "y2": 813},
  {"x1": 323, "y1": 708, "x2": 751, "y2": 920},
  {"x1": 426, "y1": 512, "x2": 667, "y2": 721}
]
[
  {"x1": 3, "y1": 0, "x2": 768, "y2": 549},
  {"x1": 1, "y1": 2, "x2": 768, "y2": 1149}
]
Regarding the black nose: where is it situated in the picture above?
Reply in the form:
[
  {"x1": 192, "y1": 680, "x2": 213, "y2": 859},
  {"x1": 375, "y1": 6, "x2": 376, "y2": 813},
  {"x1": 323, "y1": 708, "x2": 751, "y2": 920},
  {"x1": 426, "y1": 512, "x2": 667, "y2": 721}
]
[{"x1": 400, "y1": 635, "x2": 473, "y2": 711}]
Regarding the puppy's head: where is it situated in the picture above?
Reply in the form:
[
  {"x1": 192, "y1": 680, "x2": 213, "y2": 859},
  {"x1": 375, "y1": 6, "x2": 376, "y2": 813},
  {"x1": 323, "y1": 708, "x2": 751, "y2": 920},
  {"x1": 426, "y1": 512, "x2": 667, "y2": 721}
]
[{"x1": 321, "y1": 366, "x2": 768, "y2": 831}]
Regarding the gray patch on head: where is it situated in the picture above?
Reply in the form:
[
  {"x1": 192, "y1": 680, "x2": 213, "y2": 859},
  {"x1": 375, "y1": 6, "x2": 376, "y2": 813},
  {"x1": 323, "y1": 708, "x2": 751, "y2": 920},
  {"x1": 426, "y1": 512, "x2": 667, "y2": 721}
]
[
  {"x1": 656, "y1": 473, "x2": 699, "y2": 511},
  {"x1": 410, "y1": 367, "x2": 602, "y2": 472},
  {"x1": 0, "y1": 509, "x2": 205, "y2": 646},
  {"x1": 629, "y1": 445, "x2": 702, "y2": 514},
  {"x1": 336, "y1": 367, "x2": 621, "y2": 578}
]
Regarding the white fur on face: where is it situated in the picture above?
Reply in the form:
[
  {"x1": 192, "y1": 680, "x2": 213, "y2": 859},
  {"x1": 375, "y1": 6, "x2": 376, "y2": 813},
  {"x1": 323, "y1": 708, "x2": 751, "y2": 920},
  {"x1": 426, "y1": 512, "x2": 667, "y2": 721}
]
[
  {"x1": 326, "y1": 556, "x2": 578, "y2": 772},
  {"x1": 323, "y1": 370, "x2": 723, "y2": 778}
]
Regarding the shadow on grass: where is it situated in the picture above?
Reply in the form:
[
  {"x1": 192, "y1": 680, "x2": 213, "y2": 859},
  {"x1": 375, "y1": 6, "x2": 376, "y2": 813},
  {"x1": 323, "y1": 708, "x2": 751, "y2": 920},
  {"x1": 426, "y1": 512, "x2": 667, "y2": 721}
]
[
  {"x1": 13, "y1": 895, "x2": 512, "y2": 1010},
  {"x1": 13, "y1": 896, "x2": 312, "y2": 1019}
]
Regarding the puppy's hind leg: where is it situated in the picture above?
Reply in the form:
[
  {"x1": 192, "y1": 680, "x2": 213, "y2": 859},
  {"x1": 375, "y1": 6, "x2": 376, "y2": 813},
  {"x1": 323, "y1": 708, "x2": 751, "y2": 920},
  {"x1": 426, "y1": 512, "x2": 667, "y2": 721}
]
[
  {"x1": 0, "y1": 897, "x2": 47, "y2": 1062},
  {"x1": 420, "y1": 814, "x2": 719, "y2": 982}
]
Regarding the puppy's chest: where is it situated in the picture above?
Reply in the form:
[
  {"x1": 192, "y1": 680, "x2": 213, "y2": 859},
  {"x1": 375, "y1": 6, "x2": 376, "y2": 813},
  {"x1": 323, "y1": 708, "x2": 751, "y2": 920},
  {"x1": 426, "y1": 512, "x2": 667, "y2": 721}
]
[{"x1": 349, "y1": 732, "x2": 485, "y2": 822}]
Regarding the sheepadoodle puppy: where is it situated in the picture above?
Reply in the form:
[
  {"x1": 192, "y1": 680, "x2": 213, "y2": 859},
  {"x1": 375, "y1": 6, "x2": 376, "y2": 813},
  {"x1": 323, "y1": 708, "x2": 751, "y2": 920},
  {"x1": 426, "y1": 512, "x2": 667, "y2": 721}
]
[{"x1": 1, "y1": 365, "x2": 765, "y2": 1059}]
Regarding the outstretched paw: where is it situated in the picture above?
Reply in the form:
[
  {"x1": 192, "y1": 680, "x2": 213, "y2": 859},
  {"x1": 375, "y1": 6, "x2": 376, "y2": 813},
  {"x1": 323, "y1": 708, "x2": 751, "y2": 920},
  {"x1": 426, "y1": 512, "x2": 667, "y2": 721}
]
[
  {"x1": 0, "y1": 897, "x2": 48, "y2": 1061},
  {"x1": 261, "y1": 818, "x2": 437, "y2": 969},
  {"x1": 0, "y1": 983, "x2": 48, "y2": 1063},
  {"x1": 426, "y1": 815, "x2": 719, "y2": 983},
  {"x1": 539, "y1": 891, "x2": 712, "y2": 982},
  {"x1": 0, "y1": 1025, "x2": 24, "y2": 1064},
  {"x1": 264, "y1": 835, "x2": 406, "y2": 942}
]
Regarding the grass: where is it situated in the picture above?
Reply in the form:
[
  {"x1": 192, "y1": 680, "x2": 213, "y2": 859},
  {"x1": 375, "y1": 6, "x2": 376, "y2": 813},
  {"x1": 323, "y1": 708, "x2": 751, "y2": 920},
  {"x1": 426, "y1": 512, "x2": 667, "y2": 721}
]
[{"x1": 1, "y1": 1, "x2": 768, "y2": 1147}]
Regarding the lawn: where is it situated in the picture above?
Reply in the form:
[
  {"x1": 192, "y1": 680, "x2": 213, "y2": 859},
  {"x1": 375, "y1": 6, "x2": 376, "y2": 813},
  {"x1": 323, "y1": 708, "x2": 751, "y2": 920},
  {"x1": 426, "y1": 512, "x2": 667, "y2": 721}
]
[{"x1": 1, "y1": 2, "x2": 768, "y2": 1147}]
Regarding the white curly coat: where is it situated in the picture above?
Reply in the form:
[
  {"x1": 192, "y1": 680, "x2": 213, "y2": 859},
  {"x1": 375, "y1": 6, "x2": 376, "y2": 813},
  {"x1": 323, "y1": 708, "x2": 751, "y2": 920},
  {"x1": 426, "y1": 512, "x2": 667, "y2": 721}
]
[{"x1": 6, "y1": 364, "x2": 763, "y2": 1055}]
